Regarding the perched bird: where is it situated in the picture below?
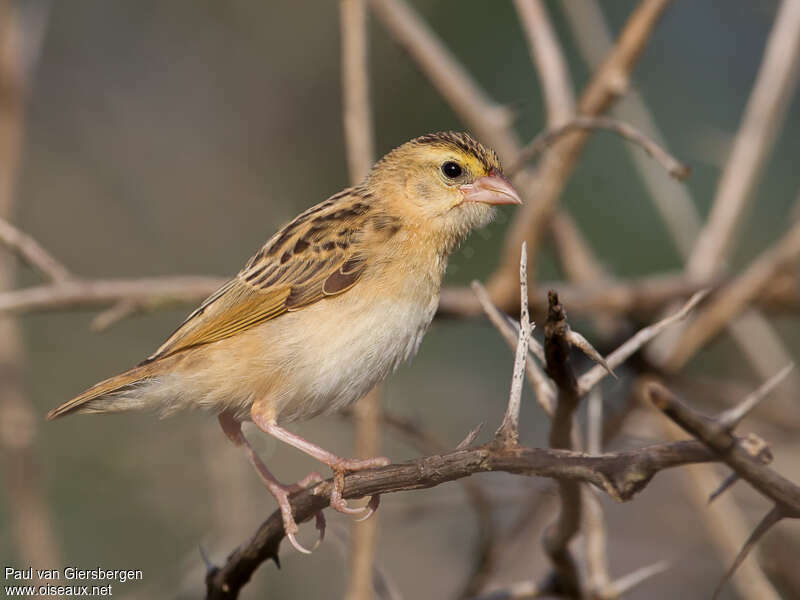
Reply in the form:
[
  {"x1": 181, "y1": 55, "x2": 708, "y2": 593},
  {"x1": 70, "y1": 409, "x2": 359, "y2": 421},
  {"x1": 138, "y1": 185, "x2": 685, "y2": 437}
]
[{"x1": 48, "y1": 131, "x2": 521, "y2": 553}]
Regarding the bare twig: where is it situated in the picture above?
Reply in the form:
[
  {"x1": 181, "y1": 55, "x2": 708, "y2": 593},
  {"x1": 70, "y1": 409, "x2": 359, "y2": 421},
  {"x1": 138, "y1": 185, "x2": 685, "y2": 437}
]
[
  {"x1": 371, "y1": 0, "x2": 626, "y2": 310},
  {"x1": 90, "y1": 299, "x2": 141, "y2": 331},
  {"x1": 341, "y1": 0, "x2": 374, "y2": 184},
  {"x1": 467, "y1": 579, "x2": 548, "y2": 600},
  {"x1": 560, "y1": 0, "x2": 701, "y2": 256},
  {"x1": 582, "y1": 486, "x2": 611, "y2": 595},
  {"x1": 549, "y1": 212, "x2": 607, "y2": 286},
  {"x1": 439, "y1": 264, "x2": 800, "y2": 320},
  {"x1": 712, "y1": 506, "x2": 786, "y2": 600},
  {"x1": 369, "y1": 0, "x2": 517, "y2": 161},
  {"x1": 0, "y1": 275, "x2": 225, "y2": 315},
  {"x1": 583, "y1": 388, "x2": 612, "y2": 595},
  {"x1": 512, "y1": 0, "x2": 574, "y2": 127},
  {"x1": 375, "y1": 411, "x2": 496, "y2": 598},
  {"x1": 346, "y1": 385, "x2": 382, "y2": 600},
  {"x1": 666, "y1": 219, "x2": 800, "y2": 371},
  {"x1": 687, "y1": 0, "x2": 800, "y2": 279},
  {"x1": 507, "y1": 116, "x2": 690, "y2": 179},
  {"x1": 577, "y1": 290, "x2": 707, "y2": 395},
  {"x1": 495, "y1": 243, "x2": 531, "y2": 445},
  {"x1": 646, "y1": 380, "x2": 800, "y2": 600},
  {"x1": 490, "y1": 0, "x2": 674, "y2": 303},
  {"x1": 205, "y1": 439, "x2": 715, "y2": 599},
  {"x1": 647, "y1": 382, "x2": 800, "y2": 513},
  {"x1": 471, "y1": 554, "x2": 668, "y2": 600},
  {"x1": 456, "y1": 422, "x2": 484, "y2": 451},
  {"x1": 716, "y1": 363, "x2": 794, "y2": 430},
  {"x1": 601, "y1": 560, "x2": 669, "y2": 598},
  {"x1": 560, "y1": 0, "x2": 796, "y2": 401},
  {"x1": 653, "y1": 414, "x2": 782, "y2": 600},
  {"x1": 0, "y1": 216, "x2": 70, "y2": 281},
  {"x1": 472, "y1": 280, "x2": 555, "y2": 416}
]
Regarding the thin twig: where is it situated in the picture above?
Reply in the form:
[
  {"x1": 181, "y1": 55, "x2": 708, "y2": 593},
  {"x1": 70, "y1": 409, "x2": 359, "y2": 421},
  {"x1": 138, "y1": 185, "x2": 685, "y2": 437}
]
[
  {"x1": 0, "y1": 275, "x2": 225, "y2": 315},
  {"x1": 490, "y1": 0, "x2": 675, "y2": 303},
  {"x1": 577, "y1": 290, "x2": 707, "y2": 395},
  {"x1": 375, "y1": 411, "x2": 496, "y2": 598},
  {"x1": 687, "y1": 0, "x2": 800, "y2": 279},
  {"x1": 666, "y1": 219, "x2": 800, "y2": 371},
  {"x1": 601, "y1": 560, "x2": 669, "y2": 598},
  {"x1": 369, "y1": 0, "x2": 517, "y2": 162},
  {"x1": 495, "y1": 243, "x2": 531, "y2": 445},
  {"x1": 371, "y1": 0, "x2": 615, "y2": 310},
  {"x1": 716, "y1": 363, "x2": 794, "y2": 430},
  {"x1": 472, "y1": 280, "x2": 554, "y2": 416},
  {"x1": 512, "y1": 0, "x2": 574, "y2": 127},
  {"x1": 653, "y1": 413, "x2": 782, "y2": 600},
  {"x1": 90, "y1": 299, "x2": 140, "y2": 332},
  {"x1": 346, "y1": 385, "x2": 382, "y2": 600},
  {"x1": 438, "y1": 264, "x2": 800, "y2": 320},
  {"x1": 0, "y1": 216, "x2": 70, "y2": 281},
  {"x1": 583, "y1": 486, "x2": 611, "y2": 595},
  {"x1": 507, "y1": 116, "x2": 690, "y2": 179},
  {"x1": 583, "y1": 387, "x2": 612, "y2": 596},
  {"x1": 712, "y1": 506, "x2": 786, "y2": 600},
  {"x1": 341, "y1": 0, "x2": 374, "y2": 184},
  {"x1": 560, "y1": 0, "x2": 701, "y2": 256}
]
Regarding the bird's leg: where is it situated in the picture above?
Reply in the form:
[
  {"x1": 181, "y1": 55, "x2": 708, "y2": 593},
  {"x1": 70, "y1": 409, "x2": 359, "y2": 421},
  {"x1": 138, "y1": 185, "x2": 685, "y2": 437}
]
[
  {"x1": 250, "y1": 407, "x2": 389, "y2": 517},
  {"x1": 217, "y1": 411, "x2": 325, "y2": 554}
]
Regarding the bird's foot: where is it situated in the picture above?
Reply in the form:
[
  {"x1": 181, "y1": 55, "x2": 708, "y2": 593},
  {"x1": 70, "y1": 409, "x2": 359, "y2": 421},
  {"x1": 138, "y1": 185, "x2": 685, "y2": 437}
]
[
  {"x1": 273, "y1": 479, "x2": 329, "y2": 554},
  {"x1": 327, "y1": 456, "x2": 389, "y2": 518},
  {"x1": 270, "y1": 484, "x2": 312, "y2": 554}
]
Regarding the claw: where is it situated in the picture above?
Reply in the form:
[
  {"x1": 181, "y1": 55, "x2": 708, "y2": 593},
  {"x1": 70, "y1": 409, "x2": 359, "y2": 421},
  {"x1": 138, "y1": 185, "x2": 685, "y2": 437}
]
[
  {"x1": 331, "y1": 498, "x2": 370, "y2": 515},
  {"x1": 355, "y1": 494, "x2": 381, "y2": 522},
  {"x1": 286, "y1": 531, "x2": 312, "y2": 555},
  {"x1": 329, "y1": 470, "x2": 369, "y2": 515},
  {"x1": 312, "y1": 511, "x2": 326, "y2": 550}
]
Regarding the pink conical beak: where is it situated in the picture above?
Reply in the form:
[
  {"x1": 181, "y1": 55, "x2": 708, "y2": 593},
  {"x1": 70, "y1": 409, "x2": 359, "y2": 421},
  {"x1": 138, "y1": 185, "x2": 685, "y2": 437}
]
[{"x1": 460, "y1": 170, "x2": 522, "y2": 205}]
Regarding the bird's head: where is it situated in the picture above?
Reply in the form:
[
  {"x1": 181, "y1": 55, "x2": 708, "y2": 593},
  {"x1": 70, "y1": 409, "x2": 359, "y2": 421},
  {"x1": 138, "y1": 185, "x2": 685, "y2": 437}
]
[{"x1": 367, "y1": 132, "x2": 521, "y2": 247}]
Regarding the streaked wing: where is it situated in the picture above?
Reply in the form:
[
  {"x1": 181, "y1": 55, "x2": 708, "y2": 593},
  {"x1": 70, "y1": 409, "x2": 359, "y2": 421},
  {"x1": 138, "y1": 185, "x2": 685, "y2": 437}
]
[{"x1": 144, "y1": 190, "x2": 372, "y2": 362}]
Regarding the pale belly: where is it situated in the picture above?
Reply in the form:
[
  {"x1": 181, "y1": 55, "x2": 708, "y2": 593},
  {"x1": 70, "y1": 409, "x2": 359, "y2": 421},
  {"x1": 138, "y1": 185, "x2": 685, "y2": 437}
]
[
  {"x1": 270, "y1": 292, "x2": 439, "y2": 422},
  {"x1": 151, "y1": 285, "x2": 440, "y2": 422}
]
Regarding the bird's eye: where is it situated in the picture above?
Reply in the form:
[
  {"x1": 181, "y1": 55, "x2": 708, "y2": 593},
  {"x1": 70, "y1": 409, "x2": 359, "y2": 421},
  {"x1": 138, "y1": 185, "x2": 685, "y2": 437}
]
[{"x1": 441, "y1": 161, "x2": 463, "y2": 179}]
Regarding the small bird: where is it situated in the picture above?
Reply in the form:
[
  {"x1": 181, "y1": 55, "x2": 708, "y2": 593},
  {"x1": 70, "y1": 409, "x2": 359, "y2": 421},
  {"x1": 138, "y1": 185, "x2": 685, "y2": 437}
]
[{"x1": 48, "y1": 131, "x2": 521, "y2": 553}]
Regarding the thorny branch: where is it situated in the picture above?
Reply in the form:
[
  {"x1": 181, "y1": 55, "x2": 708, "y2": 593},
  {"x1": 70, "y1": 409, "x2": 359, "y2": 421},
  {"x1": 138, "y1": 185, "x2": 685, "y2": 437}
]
[
  {"x1": 646, "y1": 380, "x2": 800, "y2": 597},
  {"x1": 205, "y1": 440, "x2": 716, "y2": 599}
]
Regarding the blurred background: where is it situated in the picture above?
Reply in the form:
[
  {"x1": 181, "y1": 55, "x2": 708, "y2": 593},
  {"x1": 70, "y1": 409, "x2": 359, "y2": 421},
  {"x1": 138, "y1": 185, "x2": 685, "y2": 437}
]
[{"x1": 2, "y1": 1, "x2": 800, "y2": 598}]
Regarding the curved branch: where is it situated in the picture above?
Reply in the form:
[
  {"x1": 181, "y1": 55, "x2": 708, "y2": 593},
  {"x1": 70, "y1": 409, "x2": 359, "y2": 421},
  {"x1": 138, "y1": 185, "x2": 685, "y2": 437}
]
[{"x1": 204, "y1": 440, "x2": 713, "y2": 599}]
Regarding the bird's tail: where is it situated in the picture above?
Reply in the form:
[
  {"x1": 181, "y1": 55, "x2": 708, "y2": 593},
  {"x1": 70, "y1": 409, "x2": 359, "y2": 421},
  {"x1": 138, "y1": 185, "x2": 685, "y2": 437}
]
[{"x1": 47, "y1": 363, "x2": 161, "y2": 420}]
